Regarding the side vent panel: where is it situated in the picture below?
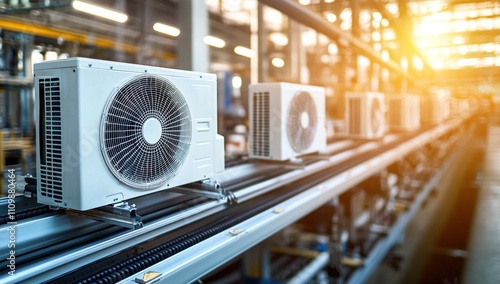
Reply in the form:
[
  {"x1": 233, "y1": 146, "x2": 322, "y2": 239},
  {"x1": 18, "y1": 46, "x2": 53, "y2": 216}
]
[
  {"x1": 348, "y1": 97, "x2": 361, "y2": 135},
  {"x1": 388, "y1": 99, "x2": 401, "y2": 127},
  {"x1": 252, "y1": 92, "x2": 270, "y2": 157},
  {"x1": 39, "y1": 77, "x2": 63, "y2": 203}
]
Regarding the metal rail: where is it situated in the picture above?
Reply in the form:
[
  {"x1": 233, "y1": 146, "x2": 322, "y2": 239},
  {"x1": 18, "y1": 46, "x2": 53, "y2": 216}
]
[
  {"x1": 346, "y1": 127, "x2": 471, "y2": 283},
  {"x1": 118, "y1": 119, "x2": 464, "y2": 284},
  {"x1": 0, "y1": 117, "x2": 466, "y2": 283}
]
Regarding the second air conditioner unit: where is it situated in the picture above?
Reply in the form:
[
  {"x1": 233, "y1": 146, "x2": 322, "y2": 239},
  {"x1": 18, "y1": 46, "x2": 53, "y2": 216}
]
[
  {"x1": 248, "y1": 82, "x2": 326, "y2": 161},
  {"x1": 35, "y1": 57, "x2": 224, "y2": 211},
  {"x1": 420, "y1": 94, "x2": 450, "y2": 125},
  {"x1": 386, "y1": 94, "x2": 420, "y2": 131},
  {"x1": 345, "y1": 92, "x2": 386, "y2": 139}
]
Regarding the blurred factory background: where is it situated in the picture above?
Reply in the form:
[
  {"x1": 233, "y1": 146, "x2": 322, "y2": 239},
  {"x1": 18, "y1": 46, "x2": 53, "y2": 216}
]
[{"x1": 0, "y1": 0, "x2": 499, "y2": 283}]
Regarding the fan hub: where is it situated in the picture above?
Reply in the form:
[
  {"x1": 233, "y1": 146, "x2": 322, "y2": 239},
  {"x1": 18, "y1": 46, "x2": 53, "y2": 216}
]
[
  {"x1": 300, "y1": 112, "x2": 310, "y2": 129},
  {"x1": 142, "y1": 117, "x2": 162, "y2": 144}
]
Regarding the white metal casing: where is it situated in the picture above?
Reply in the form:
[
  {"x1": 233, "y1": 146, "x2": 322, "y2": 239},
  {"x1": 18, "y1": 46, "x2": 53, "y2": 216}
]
[
  {"x1": 248, "y1": 82, "x2": 326, "y2": 161},
  {"x1": 420, "y1": 94, "x2": 450, "y2": 125},
  {"x1": 386, "y1": 94, "x2": 420, "y2": 131},
  {"x1": 451, "y1": 98, "x2": 473, "y2": 118},
  {"x1": 35, "y1": 57, "x2": 224, "y2": 210},
  {"x1": 345, "y1": 92, "x2": 386, "y2": 139}
]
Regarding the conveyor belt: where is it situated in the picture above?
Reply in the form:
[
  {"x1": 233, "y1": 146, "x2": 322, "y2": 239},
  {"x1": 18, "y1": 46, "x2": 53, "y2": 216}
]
[
  {"x1": 116, "y1": 119, "x2": 470, "y2": 284},
  {"x1": 58, "y1": 126, "x2": 435, "y2": 283},
  {"x1": 0, "y1": 117, "x2": 469, "y2": 283},
  {"x1": 0, "y1": 205, "x2": 50, "y2": 225}
]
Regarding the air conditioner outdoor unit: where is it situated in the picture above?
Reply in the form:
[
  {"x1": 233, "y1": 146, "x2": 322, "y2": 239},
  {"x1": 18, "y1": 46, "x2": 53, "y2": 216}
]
[
  {"x1": 451, "y1": 98, "x2": 472, "y2": 118},
  {"x1": 345, "y1": 92, "x2": 385, "y2": 139},
  {"x1": 420, "y1": 94, "x2": 450, "y2": 125},
  {"x1": 386, "y1": 94, "x2": 420, "y2": 131},
  {"x1": 248, "y1": 82, "x2": 326, "y2": 161},
  {"x1": 35, "y1": 58, "x2": 224, "y2": 210}
]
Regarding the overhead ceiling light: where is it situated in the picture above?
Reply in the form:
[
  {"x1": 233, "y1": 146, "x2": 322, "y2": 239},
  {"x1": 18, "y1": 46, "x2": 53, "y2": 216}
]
[
  {"x1": 340, "y1": 8, "x2": 352, "y2": 20},
  {"x1": 45, "y1": 51, "x2": 59, "y2": 61},
  {"x1": 381, "y1": 50, "x2": 390, "y2": 62},
  {"x1": 271, "y1": 57, "x2": 285, "y2": 68},
  {"x1": 31, "y1": 50, "x2": 44, "y2": 65},
  {"x1": 328, "y1": 43, "x2": 338, "y2": 54},
  {"x1": 153, "y1": 23, "x2": 181, "y2": 37},
  {"x1": 400, "y1": 57, "x2": 408, "y2": 70},
  {"x1": 204, "y1": 35, "x2": 226, "y2": 48},
  {"x1": 372, "y1": 12, "x2": 382, "y2": 21},
  {"x1": 301, "y1": 29, "x2": 317, "y2": 47},
  {"x1": 326, "y1": 13, "x2": 337, "y2": 23},
  {"x1": 232, "y1": 75, "x2": 242, "y2": 89},
  {"x1": 234, "y1": 46, "x2": 254, "y2": 58},
  {"x1": 72, "y1": 1, "x2": 128, "y2": 23},
  {"x1": 413, "y1": 55, "x2": 423, "y2": 71},
  {"x1": 269, "y1": 32, "x2": 288, "y2": 46}
]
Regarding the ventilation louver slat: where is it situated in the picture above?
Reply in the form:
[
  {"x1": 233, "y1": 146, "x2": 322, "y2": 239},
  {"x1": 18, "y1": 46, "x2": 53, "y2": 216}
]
[
  {"x1": 39, "y1": 77, "x2": 63, "y2": 202},
  {"x1": 251, "y1": 92, "x2": 270, "y2": 157},
  {"x1": 349, "y1": 97, "x2": 361, "y2": 135}
]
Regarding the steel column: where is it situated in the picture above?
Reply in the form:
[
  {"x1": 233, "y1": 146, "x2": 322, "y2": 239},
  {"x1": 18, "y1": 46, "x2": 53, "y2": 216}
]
[{"x1": 177, "y1": 0, "x2": 209, "y2": 72}]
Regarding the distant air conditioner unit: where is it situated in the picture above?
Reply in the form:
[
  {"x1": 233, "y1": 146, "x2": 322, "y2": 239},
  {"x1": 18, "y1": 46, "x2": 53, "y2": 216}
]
[
  {"x1": 386, "y1": 94, "x2": 420, "y2": 131},
  {"x1": 248, "y1": 82, "x2": 326, "y2": 161},
  {"x1": 35, "y1": 58, "x2": 224, "y2": 210},
  {"x1": 420, "y1": 94, "x2": 450, "y2": 125},
  {"x1": 451, "y1": 98, "x2": 472, "y2": 118},
  {"x1": 345, "y1": 92, "x2": 385, "y2": 139}
]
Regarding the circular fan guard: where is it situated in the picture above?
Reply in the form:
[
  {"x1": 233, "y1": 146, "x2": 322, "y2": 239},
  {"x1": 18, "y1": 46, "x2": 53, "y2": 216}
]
[
  {"x1": 100, "y1": 74, "x2": 191, "y2": 189},
  {"x1": 286, "y1": 91, "x2": 317, "y2": 153}
]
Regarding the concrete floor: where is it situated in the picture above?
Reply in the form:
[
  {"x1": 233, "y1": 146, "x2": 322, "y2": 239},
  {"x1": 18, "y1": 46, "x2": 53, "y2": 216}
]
[{"x1": 463, "y1": 124, "x2": 500, "y2": 284}]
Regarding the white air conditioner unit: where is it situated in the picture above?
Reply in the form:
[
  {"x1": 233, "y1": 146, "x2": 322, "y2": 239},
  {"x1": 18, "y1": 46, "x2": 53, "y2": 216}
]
[
  {"x1": 248, "y1": 82, "x2": 326, "y2": 161},
  {"x1": 386, "y1": 94, "x2": 420, "y2": 131},
  {"x1": 451, "y1": 98, "x2": 472, "y2": 118},
  {"x1": 345, "y1": 92, "x2": 385, "y2": 139},
  {"x1": 35, "y1": 58, "x2": 224, "y2": 210},
  {"x1": 420, "y1": 94, "x2": 450, "y2": 125}
]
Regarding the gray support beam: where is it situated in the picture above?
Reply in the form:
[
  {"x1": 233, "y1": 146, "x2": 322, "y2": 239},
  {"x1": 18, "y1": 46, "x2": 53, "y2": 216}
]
[
  {"x1": 258, "y1": 0, "x2": 415, "y2": 84},
  {"x1": 351, "y1": 0, "x2": 361, "y2": 89},
  {"x1": 286, "y1": 18, "x2": 301, "y2": 83},
  {"x1": 136, "y1": 0, "x2": 151, "y2": 65},
  {"x1": 398, "y1": 0, "x2": 409, "y2": 93},
  {"x1": 114, "y1": 0, "x2": 127, "y2": 63},
  {"x1": 257, "y1": 3, "x2": 268, "y2": 82},
  {"x1": 177, "y1": 0, "x2": 209, "y2": 72},
  {"x1": 250, "y1": 1, "x2": 259, "y2": 83}
]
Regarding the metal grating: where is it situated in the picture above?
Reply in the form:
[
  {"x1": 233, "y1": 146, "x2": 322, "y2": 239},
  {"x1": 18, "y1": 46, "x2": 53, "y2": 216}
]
[
  {"x1": 389, "y1": 98, "x2": 402, "y2": 128},
  {"x1": 348, "y1": 97, "x2": 361, "y2": 135},
  {"x1": 422, "y1": 98, "x2": 438, "y2": 124},
  {"x1": 39, "y1": 77, "x2": 63, "y2": 202},
  {"x1": 286, "y1": 91, "x2": 317, "y2": 153},
  {"x1": 252, "y1": 92, "x2": 270, "y2": 157},
  {"x1": 100, "y1": 74, "x2": 191, "y2": 189},
  {"x1": 370, "y1": 97, "x2": 383, "y2": 134}
]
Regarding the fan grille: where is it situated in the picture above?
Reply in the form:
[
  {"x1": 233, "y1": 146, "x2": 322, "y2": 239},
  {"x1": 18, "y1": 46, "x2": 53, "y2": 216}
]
[
  {"x1": 287, "y1": 91, "x2": 317, "y2": 153},
  {"x1": 100, "y1": 74, "x2": 191, "y2": 189},
  {"x1": 388, "y1": 98, "x2": 402, "y2": 128},
  {"x1": 370, "y1": 97, "x2": 383, "y2": 134}
]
